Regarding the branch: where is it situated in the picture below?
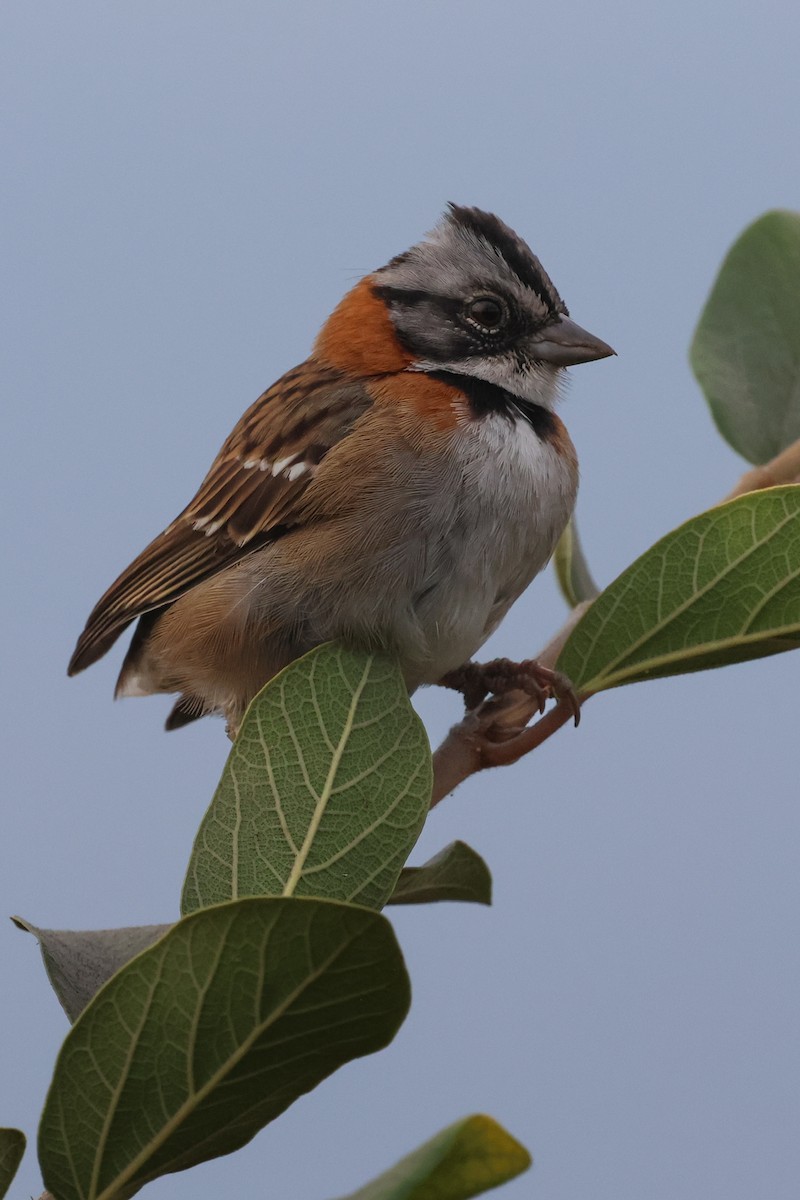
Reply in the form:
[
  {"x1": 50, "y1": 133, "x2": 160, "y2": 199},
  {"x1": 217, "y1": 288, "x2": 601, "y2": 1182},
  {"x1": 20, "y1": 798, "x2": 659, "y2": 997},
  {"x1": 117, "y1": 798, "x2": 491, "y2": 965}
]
[
  {"x1": 724, "y1": 435, "x2": 800, "y2": 500},
  {"x1": 431, "y1": 435, "x2": 800, "y2": 807},
  {"x1": 431, "y1": 603, "x2": 591, "y2": 806}
]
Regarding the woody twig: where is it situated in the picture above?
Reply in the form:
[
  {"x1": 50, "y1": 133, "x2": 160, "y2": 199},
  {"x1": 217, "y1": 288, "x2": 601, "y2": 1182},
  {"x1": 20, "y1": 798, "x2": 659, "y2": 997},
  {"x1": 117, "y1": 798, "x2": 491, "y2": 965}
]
[{"x1": 431, "y1": 435, "x2": 800, "y2": 807}]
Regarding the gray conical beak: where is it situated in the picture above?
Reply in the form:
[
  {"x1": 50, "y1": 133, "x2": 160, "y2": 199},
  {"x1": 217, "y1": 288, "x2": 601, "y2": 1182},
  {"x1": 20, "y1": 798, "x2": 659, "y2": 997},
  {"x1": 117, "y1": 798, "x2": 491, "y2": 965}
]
[{"x1": 529, "y1": 316, "x2": 615, "y2": 366}]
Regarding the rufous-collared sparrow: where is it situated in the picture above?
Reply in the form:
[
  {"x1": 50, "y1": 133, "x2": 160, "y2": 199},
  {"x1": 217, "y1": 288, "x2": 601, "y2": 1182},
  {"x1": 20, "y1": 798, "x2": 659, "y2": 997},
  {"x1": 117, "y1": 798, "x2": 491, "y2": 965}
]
[{"x1": 69, "y1": 205, "x2": 614, "y2": 734}]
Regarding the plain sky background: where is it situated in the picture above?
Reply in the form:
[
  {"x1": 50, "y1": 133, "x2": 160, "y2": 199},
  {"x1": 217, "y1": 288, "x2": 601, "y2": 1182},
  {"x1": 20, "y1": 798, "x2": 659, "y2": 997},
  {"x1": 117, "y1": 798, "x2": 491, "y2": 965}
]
[{"x1": 3, "y1": 3, "x2": 799, "y2": 1198}]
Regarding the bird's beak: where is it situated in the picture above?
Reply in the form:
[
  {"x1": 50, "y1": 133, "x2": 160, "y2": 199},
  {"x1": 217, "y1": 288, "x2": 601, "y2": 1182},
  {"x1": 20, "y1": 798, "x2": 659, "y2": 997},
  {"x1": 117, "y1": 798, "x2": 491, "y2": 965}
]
[{"x1": 529, "y1": 316, "x2": 615, "y2": 366}]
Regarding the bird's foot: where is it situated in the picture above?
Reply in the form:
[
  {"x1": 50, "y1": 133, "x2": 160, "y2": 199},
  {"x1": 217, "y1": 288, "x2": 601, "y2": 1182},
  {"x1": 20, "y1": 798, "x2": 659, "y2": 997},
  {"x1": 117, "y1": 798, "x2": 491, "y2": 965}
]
[{"x1": 439, "y1": 657, "x2": 581, "y2": 726}]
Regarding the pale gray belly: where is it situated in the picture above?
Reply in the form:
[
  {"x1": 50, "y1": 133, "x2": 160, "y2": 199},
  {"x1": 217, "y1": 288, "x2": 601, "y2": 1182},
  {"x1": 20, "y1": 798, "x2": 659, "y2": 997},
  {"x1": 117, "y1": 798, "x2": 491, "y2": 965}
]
[
  {"x1": 252, "y1": 414, "x2": 578, "y2": 687},
  {"x1": 398, "y1": 415, "x2": 577, "y2": 683}
]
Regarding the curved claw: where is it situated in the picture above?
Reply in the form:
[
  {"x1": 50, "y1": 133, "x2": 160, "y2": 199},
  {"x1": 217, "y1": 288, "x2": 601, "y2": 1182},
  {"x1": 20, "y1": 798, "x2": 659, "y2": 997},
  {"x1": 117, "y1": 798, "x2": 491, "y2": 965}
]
[
  {"x1": 518, "y1": 661, "x2": 581, "y2": 727},
  {"x1": 438, "y1": 657, "x2": 581, "y2": 726}
]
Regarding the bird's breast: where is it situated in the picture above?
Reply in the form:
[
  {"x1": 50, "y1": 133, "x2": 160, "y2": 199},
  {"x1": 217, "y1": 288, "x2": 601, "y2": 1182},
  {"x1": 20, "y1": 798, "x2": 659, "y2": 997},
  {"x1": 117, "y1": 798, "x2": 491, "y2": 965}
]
[
  {"x1": 450, "y1": 407, "x2": 578, "y2": 587},
  {"x1": 397, "y1": 408, "x2": 579, "y2": 683},
  {"x1": 220, "y1": 406, "x2": 578, "y2": 692}
]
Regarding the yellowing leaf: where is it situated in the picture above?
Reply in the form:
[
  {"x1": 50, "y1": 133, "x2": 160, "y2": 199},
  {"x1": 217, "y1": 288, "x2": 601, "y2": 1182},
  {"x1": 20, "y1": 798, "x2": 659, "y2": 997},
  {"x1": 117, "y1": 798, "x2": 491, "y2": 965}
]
[
  {"x1": 553, "y1": 516, "x2": 601, "y2": 608},
  {"x1": 335, "y1": 1114, "x2": 531, "y2": 1200}
]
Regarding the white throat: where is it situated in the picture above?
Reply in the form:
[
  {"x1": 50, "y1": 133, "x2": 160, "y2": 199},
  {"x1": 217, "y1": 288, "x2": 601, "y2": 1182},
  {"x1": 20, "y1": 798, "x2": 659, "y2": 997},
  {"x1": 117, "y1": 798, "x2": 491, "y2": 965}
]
[{"x1": 413, "y1": 354, "x2": 564, "y2": 411}]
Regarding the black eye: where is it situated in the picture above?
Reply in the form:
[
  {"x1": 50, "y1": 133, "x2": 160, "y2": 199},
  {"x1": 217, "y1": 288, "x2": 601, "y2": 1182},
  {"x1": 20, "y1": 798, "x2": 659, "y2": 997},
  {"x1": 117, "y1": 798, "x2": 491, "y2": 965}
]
[{"x1": 465, "y1": 296, "x2": 507, "y2": 332}]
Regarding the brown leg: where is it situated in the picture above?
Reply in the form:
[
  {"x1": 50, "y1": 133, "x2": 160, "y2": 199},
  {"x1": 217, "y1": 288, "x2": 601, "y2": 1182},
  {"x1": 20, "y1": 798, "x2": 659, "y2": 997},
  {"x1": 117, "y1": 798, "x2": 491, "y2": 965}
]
[{"x1": 439, "y1": 657, "x2": 581, "y2": 725}]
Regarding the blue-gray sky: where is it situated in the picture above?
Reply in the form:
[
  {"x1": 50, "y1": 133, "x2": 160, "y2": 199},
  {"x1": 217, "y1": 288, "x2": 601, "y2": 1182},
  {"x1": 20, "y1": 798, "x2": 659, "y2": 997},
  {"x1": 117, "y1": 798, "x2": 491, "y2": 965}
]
[{"x1": 3, "y1": 3, "x2": 799, "y2": 1197}]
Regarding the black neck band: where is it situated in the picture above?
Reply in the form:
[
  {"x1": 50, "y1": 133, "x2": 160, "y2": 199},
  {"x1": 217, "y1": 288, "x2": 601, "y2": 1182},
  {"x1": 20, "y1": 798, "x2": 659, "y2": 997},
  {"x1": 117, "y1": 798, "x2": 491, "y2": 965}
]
[{"x1": 427, "y1": 371, "x2": 556, "y2": 440}]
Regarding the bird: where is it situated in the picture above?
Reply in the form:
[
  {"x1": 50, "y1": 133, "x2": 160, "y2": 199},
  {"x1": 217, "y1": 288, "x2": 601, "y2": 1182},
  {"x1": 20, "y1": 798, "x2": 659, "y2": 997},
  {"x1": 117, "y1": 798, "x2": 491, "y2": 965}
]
[{"x1": 68, "y1": 204, "x2": 614, "y2": 735}]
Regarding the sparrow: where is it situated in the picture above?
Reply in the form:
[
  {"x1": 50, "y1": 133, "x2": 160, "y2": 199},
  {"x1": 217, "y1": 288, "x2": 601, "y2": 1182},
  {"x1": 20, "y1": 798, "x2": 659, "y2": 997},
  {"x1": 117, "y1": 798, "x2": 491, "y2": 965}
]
[{"x1": 68, "y1": 205, "x2": 614, "y2": 734}]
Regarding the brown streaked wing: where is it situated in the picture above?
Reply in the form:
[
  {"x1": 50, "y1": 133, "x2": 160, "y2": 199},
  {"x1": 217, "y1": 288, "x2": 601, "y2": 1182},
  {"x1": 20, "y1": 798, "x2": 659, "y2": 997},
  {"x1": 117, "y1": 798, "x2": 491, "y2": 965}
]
[{"x1": 68, "y1": 361, "x2": 373, "y2": 674}]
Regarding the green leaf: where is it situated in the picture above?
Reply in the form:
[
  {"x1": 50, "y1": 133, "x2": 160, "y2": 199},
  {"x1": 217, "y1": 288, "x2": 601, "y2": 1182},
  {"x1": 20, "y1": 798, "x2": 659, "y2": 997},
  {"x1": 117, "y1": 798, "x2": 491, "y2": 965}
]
[
  {"x1": 690, "y1": 210, "x2": 800, "y2": 464},
  {"x1": 182, "y1": 643, "x2": 432, "y2": 916},
  {"x1": 39, "y1": 897, "x2": 409, "y2": 1200},
  {"x1": 388, "y1": 842, "x2": 492, "y2": 907},
  {"x1": 0, "y1": 1129, "x2": 26, "y2": 1200},
  {"x1": 13, "y1": 917, "x2": 170, "y2": 1022},
  {"x1": 334, "y1": 1114, "x2": 531, "y2": 1200},
  {"x1": 553, "y1": 516, "x2": 601, "y2": 607},
  {"x1": 557, "y1": 486, "x2": 800, "y2": 693}
]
